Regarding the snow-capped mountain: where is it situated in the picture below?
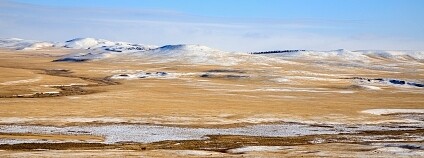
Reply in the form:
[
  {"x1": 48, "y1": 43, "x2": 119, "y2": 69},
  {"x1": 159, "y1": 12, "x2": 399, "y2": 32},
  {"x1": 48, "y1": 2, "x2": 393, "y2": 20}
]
[
  {"x1": 62, "y1": 38, "x2": 114, "y2": 49},
  {"x1": 0, "y1": 37, "x2": 157, "y2": 52},
  {"x1": 59, "y1": 38, "x2": 158, "y2": 51},
  {"x1": 1, "y1": 37, "x2": 423, "y2": 65},
  {"x1": 359, "y1": 50, "x2": 424, "y2": 60},
  {"x1": 54, "y1": 42, "x2": 246, "y2": 66},
  {"x1": 136, "y1": 44, "x2": 247, "y2": 65},
  {"x1": 0, "y1": 38, "x2": 54, "y2": 50},
  {"x1": 254, "y1": 49, "x2": 424, "y2": 61},
  {"x1": 0, "y1": 37, "x2": 242, "y2": 65}
]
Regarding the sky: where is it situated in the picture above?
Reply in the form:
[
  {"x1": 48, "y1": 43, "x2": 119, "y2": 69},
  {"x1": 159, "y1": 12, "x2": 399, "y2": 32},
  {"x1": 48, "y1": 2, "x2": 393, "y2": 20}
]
[{"x1": 0, "y1": 0, "x2": 423, "y2": 51}]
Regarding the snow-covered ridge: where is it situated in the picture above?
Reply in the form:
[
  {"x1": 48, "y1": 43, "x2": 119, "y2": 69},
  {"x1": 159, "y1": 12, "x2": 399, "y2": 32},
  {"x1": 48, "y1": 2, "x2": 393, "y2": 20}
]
[
  {"x1": 0, "y1": 38, "x2": 53, "y2": 50},
  {"x1": 257, "y1": 49, "x2": 424, "y2": 61},
  {"x1": 360, "y1": 50, "x2": 424, "y2": 60},
  {"x1": 137, "y1": 44, "x2": 246, "y2": 65},
  {"x1": 0, "y1": 37, "x2": 157, "y2": 52},
  {"x1": 63, "y1": 38, "x2": 113, "y2": 49},
  {"x1": 47, "y1": 38, "x2": 245, "y2": 66},
  {"x1": 1, "y1": 38, "x2": 423, "y2": 65},
  {"x1": 60, "y1": 38, "x2": 158, "y2": 51}
]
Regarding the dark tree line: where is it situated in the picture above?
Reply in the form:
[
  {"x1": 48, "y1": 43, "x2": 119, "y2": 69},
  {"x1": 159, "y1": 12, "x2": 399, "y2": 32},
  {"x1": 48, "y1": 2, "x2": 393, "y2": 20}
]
[{"x1": 250, "y1": 50, "x2": 306, "y2": 54}]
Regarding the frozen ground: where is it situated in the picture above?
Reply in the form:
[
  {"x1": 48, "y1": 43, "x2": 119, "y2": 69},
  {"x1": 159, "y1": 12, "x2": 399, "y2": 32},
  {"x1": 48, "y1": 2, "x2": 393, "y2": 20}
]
[
  {"x1": 363, "y1": 109, "x2": 424, "y2": 115},
  {"x1": 226, "y1": 146, "x2": 290, "y2": 154},
  {"x1": 0, "y1": 121, "x2": 422, "y2": 144}
]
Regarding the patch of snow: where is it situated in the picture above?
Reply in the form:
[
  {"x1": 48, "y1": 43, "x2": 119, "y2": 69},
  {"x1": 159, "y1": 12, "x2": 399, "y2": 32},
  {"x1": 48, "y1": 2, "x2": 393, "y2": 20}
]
[
  {"x1": 361, "y1": 50, "x2": 424, "y2": 60},
  {"x1": 62, "y1": 38, "x2": 114, "y2": 49},
  {"x1": 166, "y1": 150, "x2": 224, "y2": 156},
  {"x1": 260, "y1": 49, "x2": 424, "y2": 61},
  {"x1": 54, "y1": 42, "x2": 252, "y2": 66},
  {"x1": 0, "y1": 38, "x2": 55, "y2": 50},
  {"x1": 0, "y1": 118, "x2": 423, "y2": 145},
  {"x1": 137, "y1": 44, "x2": 247, "y2": 66},
  {"x1": 41, "y1": 91, "x2": 60, "y2": 94},
  {"x1": 2, "y1": 121, "x2": 422, "y2": 145},
  {"x1": 21, "y1": 42, "x2": 54, "y2": 50},
  {"x1": 0, "y1": 124, "x2": 340, "y2": 144},
  {"x1": 352, "y1": 77, "x2": 424, "y2": 89},
  {"x1": 3, "y1": 37, "x2": 423, "y2": 67},
  {"x1": 309, "y1": 138, "x2": 326, "y2": 144},
  {"x1": 362, "y1": 109, "x2": 424, "y2": 115},
  {"x1": 265, "y1": 49, "x2": 368, "y2": 61},
  {"x1": 359, "y1": 85, "x2": 382, "y2": 90},
  {"x1": 286, "y1": 76, "x2": 342, "y2": 82},
  {"x1": 287, "y1": 70, "x2": 344, "y2": 77},
  {"x1": 227, "y1": 146, "x2": 290, "y2": 154},
  {"x1": 2, "y1": 38, "x2": 424, "y2": 65},
  {"x1": 110, "y1": 71, "x2": 173, "y2": 80},
  {"x1": 59, "y1": 38, "x2": 157, "y2": 51}
]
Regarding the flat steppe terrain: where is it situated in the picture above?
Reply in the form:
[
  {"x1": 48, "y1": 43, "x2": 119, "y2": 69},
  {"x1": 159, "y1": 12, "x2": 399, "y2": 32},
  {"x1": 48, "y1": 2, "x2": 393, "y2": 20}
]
[{"x1": 0, "y1": 48, "x2": 423, "y2": 157}]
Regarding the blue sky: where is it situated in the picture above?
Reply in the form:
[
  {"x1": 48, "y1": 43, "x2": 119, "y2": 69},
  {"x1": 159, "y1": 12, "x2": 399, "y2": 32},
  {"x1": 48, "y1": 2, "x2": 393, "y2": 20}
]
[{"x1": 1, "y1": 0, "x2": 423, "y2": 51}]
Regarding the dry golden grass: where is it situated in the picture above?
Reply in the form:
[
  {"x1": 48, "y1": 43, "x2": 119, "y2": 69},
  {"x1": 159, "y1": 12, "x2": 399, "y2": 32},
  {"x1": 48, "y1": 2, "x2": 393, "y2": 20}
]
[
  {"x1": 0, "y1": 48, "x2": 423, "y2": 127},
  {"x1": 0, "y1": 133, "x2": 103, "y2": 142},
  {"x1": 0, "y1": 129, "x2": 422, "y2": 157}
]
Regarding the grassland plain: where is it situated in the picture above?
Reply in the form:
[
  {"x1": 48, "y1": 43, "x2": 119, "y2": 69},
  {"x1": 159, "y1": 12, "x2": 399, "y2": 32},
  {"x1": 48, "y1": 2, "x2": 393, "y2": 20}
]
[{"x1": 0, "y1": 47, "x2": 423, "y2": 157}]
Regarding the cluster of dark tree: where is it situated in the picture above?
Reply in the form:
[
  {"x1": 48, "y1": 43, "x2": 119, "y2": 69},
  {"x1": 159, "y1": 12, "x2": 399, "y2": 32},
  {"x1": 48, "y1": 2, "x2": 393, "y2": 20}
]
[
  {"x1": 52, "y1": 58, "x2": 89, "y2": 62},
  {"x1": 104, "y1": 46, "x2": 147, "y2": 52},
  {"x1": 250, "y1": 50, "x2": 306, "y2": 54}
]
